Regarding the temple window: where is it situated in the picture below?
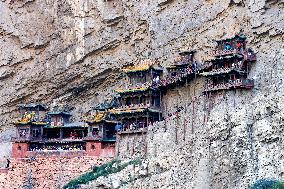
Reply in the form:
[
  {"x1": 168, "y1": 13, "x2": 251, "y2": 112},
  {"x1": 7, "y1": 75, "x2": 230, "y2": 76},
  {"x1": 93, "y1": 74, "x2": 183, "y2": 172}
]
[
  {"x1": 32, "y1": 129, "x2": 40, "y2": 138},
  {"x1": 140, "y1": 95, "x2": 146, "y2": 104},
  {"x1": 138, "y1": 72, "x2": 147, "y2": 83},
  {"x1": 19, "y1": 129, "x2": 28, "y2": 137},
  {"x1": 126, "y1": 97, "x2": 131, "y2": 106},
  {"x1": 92, "y1": 128, "x2": 99, "y2": 136},
  {"x1": 133, "y1": 96, "x2": 139, "y2": 105},
  {"x1": 155, "y1": 96, "x2": 161, "y2": 107}
]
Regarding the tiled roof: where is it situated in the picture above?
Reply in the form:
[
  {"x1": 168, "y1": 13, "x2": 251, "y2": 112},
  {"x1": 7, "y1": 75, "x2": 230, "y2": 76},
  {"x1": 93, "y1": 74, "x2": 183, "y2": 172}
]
[
  {"x1": 86, "y1": 112, "x2": 107, "y2": 124},
  {"x1": 122, "y1": 60, "x2": 163, "y2": 73}
]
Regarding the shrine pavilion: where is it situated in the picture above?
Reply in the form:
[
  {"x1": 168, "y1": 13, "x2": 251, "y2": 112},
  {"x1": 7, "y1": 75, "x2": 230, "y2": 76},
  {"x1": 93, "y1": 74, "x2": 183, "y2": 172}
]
[
  {"x1": 200, "y1": 34, "x2": 256, "y2": 93},
  {"x1": 109, "y1": 60, "x2": 163, "y2": 134}
]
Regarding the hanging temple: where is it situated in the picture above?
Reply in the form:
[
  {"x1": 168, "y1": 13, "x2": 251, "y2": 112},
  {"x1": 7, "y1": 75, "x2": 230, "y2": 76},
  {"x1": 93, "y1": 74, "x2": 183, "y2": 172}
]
[{"x1": 11, "y1": 33, "x2": 256, "y2": 159}]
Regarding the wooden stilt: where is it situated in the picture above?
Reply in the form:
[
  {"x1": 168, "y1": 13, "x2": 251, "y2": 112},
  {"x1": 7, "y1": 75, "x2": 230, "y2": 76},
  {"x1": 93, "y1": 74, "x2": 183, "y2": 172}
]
[
  {"x1": 164, "y1": 98, "x2": 167, "y2": 131},
  {"x1": 234, "y1": 89, "x2": 236, "y2": 108},
  {"x1": 183, "y1": 77, "x2": 189, "y2": 141},
  {"x1": 132, "y1": 133, "x2": 136, "y2": 156},
  {"x1": 192, "y1": 98, "x2": 195, "y2": 134},
  {"x1": 116, "y1": 133, "x2": 120, "y2": 158},
  {"x1": 159, "y1": 91, "x2": 162, "y2": 121},
  {"x1": 192, "y1": 73, "x2": 197, "y2": 134},
  {"x1": 144, "y1": 112, "x2": 149, "y2": 158},
  {"x1": 175, "y1": 99, "x2": 179, "y2": 144}
]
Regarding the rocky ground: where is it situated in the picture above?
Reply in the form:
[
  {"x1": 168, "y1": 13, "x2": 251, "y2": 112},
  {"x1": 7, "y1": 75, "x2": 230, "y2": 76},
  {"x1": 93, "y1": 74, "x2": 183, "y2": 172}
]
[{"x1": 0, "y1": 0, "x2": 284, "y2": 188}]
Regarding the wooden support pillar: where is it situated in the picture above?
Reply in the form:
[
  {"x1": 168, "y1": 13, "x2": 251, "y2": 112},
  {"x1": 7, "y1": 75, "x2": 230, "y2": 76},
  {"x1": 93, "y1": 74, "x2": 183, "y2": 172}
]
[
  {"x1": 125, "y1": 73, "x2": 128, "y2": 89},
  {"x1": 175, "y1": 100, "x2": 178, "y2": 144},
  {"x1": 27, "y1": 127, "x2": 31, "y2": 139},
  {"x1": 164, "y1": 99, "x2": 167, "y2": 131},
  {"x1": 40, "y1": 126, "x2": 44, "y2": 140},
  {"x1": 37, "y1": 106, "x2": 39, "y2": 122},
  {"x1": 192, "y1": 97, "x2": 195, "y2": 134},
  {"x1": 121, "y1": 118, "x2": 124, "y2": 131},
  {"x1": 60, "y1": 128, "x2": 63, "y2": 139},
  {"x1": 159, "y1": 91, "x2": 162, "y2": 109},
  {"x1": 147, "y1": 112, "x2": 149, "y2": 128},
  {"x1": 88, "y1": 125, "x2": 93, "y2": 137},
  {"x1": 101, "y1": 124, "x2": 104, "y2": 139},
  {"x1": 136, "y1": 116, "x2": 138, "y2": 130}
]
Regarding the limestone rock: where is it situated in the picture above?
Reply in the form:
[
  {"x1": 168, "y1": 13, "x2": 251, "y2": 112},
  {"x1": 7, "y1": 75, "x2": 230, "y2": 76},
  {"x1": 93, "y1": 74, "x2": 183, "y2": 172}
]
[{"x1": 0, "y1": 0, "x2": 283, "y2": 188}]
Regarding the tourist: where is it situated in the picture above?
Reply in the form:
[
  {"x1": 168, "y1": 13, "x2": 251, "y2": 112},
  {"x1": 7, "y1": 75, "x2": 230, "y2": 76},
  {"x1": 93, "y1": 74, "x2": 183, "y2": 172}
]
[
  {"x1": 70, "y1": 132, "x2": 74, "y2": 139},
  {"x1": 74, "y1": 131, "x2": 78, "y2": 139},
  {"x1": 224, "y1": 43, "x2": 231, "y2": 51}
]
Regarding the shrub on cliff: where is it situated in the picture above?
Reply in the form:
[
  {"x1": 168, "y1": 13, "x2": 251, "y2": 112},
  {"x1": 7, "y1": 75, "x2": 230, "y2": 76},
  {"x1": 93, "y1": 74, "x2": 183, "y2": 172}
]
[
  {"x1": 63, "y1": 159, "x2": 141, "y2": 189},
  {"x1": 251, "y1": 179, "x2": 284, "y2": 189}
]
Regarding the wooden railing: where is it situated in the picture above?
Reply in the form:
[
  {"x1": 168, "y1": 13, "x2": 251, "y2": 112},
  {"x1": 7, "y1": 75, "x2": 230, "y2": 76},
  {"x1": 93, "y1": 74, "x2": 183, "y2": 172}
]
[
  {"x1": 200, "y1": 67, "x2": 246, "y2": 76},
  {"x1": 151, "y1": 69, "x2": 196, "y2": 89},
  {"x1": 110, "y1": 104, "x2": 161, "y2": 114},
  {"x1": 211, "y1": 49, "x2": 240, "y2": 56},
  {"x1": 117, "y1": 127, "x2": 147, "y2": 135},
  {"x1": 12, "y1": 136, "x2": 87, "y2": 142},
  {"x1": 204, "y1": 79, "x2": 254, "y2": 92}
]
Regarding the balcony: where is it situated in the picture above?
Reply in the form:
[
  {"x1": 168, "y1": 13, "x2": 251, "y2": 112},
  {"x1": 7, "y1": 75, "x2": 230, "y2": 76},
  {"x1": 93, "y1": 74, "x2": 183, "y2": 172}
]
[
  {"x1": 11, "y1": 136, "x2": 35, "y2": 142},
  {"x1": 26, "y1": 150, "x2": 86, "y2": 158},
  {"x1": 151, "y1": 69, "x2": 195, "y2": 89},
  {"x1": 109, "y1": 104, "x2": 161, "y2": 115},
  {"x1": 204, "y1": 79, "x2": 254, "y2": 93},
  {"x1": 41, "y1": 138, "x2": 85, "y2": 142},
  {"x1": 171, "y1": 58, "x2": 191, "y2": 67},
  {"x1": 117, "y1": 127, "x2": 147, "y2": 135},
  {"x1": 199, "y1": 68, "x2": 246, "y2": 77},
  {"x1": 212, "y1": 48, "x2": 256, "y2": 62},
  {"x1": 115, "y1": 82, "x2": 152, "y2": 94},
  {"x1": 28, "y1": 141, "x2": 86, "y2": 152},
  {"x1": 212, "y1": 49, "x2": 242, "y2": 57},
  {"x1": 83, "y1": 135, "x2": 102, "y2": 141},
  {"x1": 102, "y1": 136, "x2": 116, "y2": 142},
  {"x1": 12, "y1": 136, "x2": 88, "y2": 143}
]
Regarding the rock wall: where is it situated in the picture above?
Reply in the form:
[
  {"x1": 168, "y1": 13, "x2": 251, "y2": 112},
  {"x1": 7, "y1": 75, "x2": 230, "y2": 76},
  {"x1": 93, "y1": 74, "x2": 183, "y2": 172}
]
[
  {"x1": 81, "y1": 73, "x2": 284, "y2": 188},
  {"x1": 0, "y1": 0, "x2": 284, "y2": 188},
  {"x1": 0, "y1": 156, "x2": 109, "y2": 189}
]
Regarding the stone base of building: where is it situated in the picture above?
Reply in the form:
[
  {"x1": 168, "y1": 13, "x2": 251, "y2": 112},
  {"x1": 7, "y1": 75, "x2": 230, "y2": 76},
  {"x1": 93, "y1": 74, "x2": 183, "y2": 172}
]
[{"x1": 0, "y1": 156, "x2": 112, "y2": 189}]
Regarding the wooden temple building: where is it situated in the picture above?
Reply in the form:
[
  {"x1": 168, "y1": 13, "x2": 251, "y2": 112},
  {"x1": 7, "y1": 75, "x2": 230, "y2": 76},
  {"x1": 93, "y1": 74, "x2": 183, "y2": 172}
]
[
  {"x1": 200, "y1": 34, "x2": 256, "y2": 93},
  {"x1": 152, "y1": 50, "x2": 199, "y2": 90},
  {"x1": 12, "y1": 104, "x2": 48, "y2": 158},
  {"x1": 84, "y1": 102, "x2": 117, "y2": 156},
  {"x1": 109, "y1": 61, "x2": 164, "y2": 134},
  {"x1": 11, "y1": 104, "x2": 115, "y2": 158},
  {"x1": 167, "y1": 50, "x2": 197, "y2": 77},
  {"x1": 11, "y1": 32, "x2": 257, "y2": 159}
]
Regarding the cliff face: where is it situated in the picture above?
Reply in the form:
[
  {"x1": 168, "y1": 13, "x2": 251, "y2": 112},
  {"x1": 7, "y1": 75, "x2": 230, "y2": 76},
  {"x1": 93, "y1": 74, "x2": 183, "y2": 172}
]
[{"x1": 0, "y1": 0, "x2": 283, "y2": 188}]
